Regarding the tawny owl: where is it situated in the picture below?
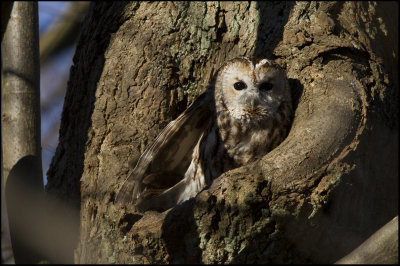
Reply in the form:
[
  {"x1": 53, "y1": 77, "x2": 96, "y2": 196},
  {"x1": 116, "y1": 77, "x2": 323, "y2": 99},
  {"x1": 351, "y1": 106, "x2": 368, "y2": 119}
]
[{"x1": 115, "y1": 57, "x2": 292, "y2": 212}]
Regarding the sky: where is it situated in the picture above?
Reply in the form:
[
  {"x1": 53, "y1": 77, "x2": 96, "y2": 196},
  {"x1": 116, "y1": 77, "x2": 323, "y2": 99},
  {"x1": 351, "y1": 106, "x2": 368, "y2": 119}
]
[{"x1": 39, "y1": 1, "x2": 75, "y2": 185}]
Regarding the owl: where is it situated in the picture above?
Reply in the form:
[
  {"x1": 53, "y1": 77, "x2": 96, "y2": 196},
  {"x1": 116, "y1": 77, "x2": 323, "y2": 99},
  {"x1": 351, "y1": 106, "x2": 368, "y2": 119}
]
[{"x1": 115, "y1": 57, "x2": 292, "y2": 212}]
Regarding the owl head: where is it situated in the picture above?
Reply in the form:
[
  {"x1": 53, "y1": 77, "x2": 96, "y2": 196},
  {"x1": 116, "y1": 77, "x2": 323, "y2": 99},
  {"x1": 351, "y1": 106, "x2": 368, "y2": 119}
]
[{"x1": 213, "y1": 57, "x2": 291, "y2": 124}]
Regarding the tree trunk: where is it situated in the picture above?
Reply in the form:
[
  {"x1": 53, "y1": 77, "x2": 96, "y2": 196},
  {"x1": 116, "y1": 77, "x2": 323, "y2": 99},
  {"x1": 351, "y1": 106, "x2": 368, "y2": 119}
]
[
  {"x1": 1, "y1": 2, "x2": 43, "y2": 263},
  {"x1": 46, "y1": 2, "x2": 398, "y2": 263}
]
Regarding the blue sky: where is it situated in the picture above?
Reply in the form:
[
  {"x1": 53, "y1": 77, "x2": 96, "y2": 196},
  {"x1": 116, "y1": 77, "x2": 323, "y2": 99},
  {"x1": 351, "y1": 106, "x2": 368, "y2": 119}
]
[{"x1": 39, "y1": 1, "x2": 75, "y2": 185}]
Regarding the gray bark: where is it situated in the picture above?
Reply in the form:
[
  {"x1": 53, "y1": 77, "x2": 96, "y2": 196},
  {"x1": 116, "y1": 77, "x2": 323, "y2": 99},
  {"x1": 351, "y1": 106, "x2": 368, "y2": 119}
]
[
  {"x1": 46, "y1": 2, "x2": 398, "y2": 263},
  {"x1": 1, "y1": 2, "x2": 42, "y2": 263}
]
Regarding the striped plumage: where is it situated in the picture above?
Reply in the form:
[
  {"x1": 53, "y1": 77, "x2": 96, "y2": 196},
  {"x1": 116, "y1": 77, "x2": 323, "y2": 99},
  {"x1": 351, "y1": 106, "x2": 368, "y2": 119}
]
[{"x1": 115, "y1": 57, "x2": 292, "y2": 212}]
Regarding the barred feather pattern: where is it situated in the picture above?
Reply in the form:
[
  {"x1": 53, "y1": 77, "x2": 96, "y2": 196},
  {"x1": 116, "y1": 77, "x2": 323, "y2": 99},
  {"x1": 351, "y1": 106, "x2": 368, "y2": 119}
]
[{"x1": 115, "y1": 57, "x2": 292, "y2": 212}]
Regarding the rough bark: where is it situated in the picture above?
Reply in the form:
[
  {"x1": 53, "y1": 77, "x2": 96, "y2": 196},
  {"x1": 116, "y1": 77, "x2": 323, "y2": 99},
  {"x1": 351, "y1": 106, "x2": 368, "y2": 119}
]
[{"x1": 46, "y1": 2, "x2": 398, "y2": 263}]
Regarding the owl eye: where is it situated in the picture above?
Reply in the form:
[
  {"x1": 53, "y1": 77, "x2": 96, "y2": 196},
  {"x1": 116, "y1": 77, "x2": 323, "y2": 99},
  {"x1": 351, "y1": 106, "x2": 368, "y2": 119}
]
[
  {"x1": 234, "y1": 81, "x2": 247, "y2": 90},
  {"x1": 259, "y1": 82, "x2": 273, "y2": 92}
]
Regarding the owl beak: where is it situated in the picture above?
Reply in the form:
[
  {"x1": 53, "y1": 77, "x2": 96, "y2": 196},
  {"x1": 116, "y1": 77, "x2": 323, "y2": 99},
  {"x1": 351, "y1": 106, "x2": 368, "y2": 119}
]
[
  {"x1": 250, "y1": 98, "x2": 256, "y2": 108},
  {"x1": 245, "y1": 94, "x2": 260, "y2": 109}
]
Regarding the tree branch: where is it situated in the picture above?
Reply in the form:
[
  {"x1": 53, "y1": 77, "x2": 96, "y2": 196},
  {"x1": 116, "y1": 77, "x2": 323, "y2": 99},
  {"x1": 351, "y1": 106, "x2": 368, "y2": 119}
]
[
  {"x1": 40, "y1": 1, "x2": 89, "y2": 64},
  {"x1": 335, "y1": 216, "x2": 398, "y2": 264}
]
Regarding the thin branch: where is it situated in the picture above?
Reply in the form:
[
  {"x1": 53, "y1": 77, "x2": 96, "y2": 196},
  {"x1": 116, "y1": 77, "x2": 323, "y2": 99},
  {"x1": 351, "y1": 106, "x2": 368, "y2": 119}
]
[{"x1": 40, "y1": 1, "x2": 90, "y2": 64}]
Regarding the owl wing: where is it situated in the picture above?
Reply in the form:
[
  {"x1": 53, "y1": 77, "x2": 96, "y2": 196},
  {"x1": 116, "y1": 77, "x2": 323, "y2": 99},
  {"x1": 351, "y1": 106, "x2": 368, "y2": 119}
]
[{"x1": 115, "y1": 91, "x2": 212, "y2": 206}]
